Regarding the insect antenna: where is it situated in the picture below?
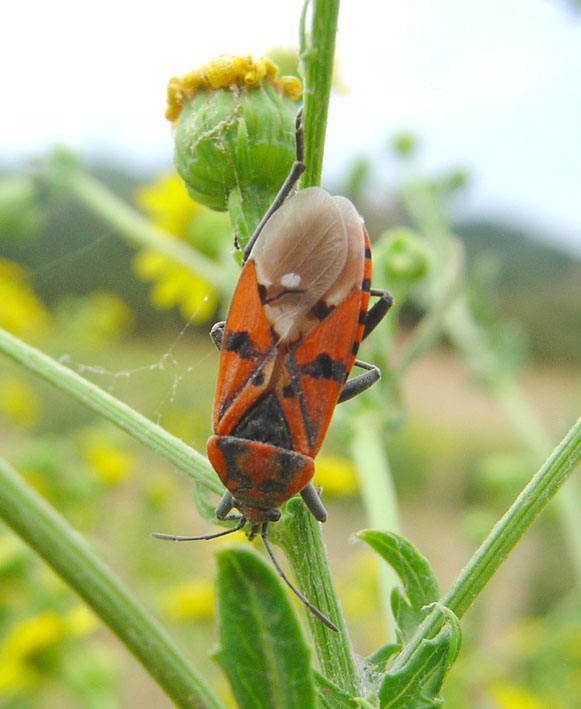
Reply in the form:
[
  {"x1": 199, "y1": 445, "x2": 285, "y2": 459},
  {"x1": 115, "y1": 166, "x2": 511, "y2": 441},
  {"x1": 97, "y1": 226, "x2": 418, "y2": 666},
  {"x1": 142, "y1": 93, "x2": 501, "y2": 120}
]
[
  {"x1": 260, "y1": 522, "x2": 339, "y2": 632},
  {"x1": 152, "y1": 515, "x2": 247, "y2": 541}
]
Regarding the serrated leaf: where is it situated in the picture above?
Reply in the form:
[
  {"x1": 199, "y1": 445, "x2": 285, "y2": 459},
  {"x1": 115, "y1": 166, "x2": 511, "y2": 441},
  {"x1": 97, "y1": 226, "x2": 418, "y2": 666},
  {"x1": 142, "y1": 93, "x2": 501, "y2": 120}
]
[
  {"x1": 212, "y1": 546, "x2": 316, "y2": 709},
  {"x1": 357, "y1": 530, "x2": 440, "y2": 611},
  {"x1": 378, "y1": 604, "x2": 462, "y2": 708}
]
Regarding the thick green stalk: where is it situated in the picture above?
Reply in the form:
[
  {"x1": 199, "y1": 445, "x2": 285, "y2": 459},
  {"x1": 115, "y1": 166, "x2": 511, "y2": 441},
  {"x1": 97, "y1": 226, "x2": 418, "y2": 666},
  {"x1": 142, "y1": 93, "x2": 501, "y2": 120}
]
[
  {"x1": 271, "y1": 0, "x2": 360, "y2": 689},
  {"x1": 0, "y1": 457, "x2": 223, "y2": 709},
  {"x1": 441, "y1": 417, "x2": 581, "y2": 617},
  {"x1": 0, "y1": 327, "x2": 222, "y2": 496},
  {"x1": 299, "y1": 0, "x2": 340, "y2": 187},
  {"x1": 277, "y1": 500, "x2": 359, "y2": 696}
]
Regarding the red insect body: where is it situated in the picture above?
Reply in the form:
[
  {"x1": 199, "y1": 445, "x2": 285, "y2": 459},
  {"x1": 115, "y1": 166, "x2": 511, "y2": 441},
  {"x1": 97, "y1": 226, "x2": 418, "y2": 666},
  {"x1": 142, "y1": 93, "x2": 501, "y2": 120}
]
[
  {"x1": 154, "y1": 115, "x2": 391, "y2": 631},
  {"x1": 206, "y1": 188, "x2": 372, "y2": 523}
]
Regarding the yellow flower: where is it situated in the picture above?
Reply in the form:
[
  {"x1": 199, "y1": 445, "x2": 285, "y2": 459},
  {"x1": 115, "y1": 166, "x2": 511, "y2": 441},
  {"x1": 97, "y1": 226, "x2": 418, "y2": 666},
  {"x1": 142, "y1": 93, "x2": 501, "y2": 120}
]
[
  {"x1": 64, "y1": 605, "x2": 98, "y2": 636},
  {"x1": 160, "y1": 578, "x2": 214, "y2": 621},
  {"x1": 488, "y1": 683, "x2": 546, "y2": 709},
  {"x1": 314, "y1": 455, "x2": 358, "y2": 496},
  {"x1": 135, "y1": 172, "x2": 199, "y2": 236},
  {"x1": 80, "y1": 429, "x2": 135, "y2": 485},
  {"x1": 133, "y1": 250, "x2": 217, "y2": 321},
  {"x1": 0, "y1": 375, "x2": 41, "y2": 427},
  {"x1": 0, "y1": 258, "x2": 50, "y2": 340},
  {"x1": 166, "y1": 54, "x2": 301, "y2": 122},
  {"x1": 0, "y1": 612, "x2": 64, "y2": 693},
  {"x1": 133, "y1": 172, "x2": 229, "y2": 323}
]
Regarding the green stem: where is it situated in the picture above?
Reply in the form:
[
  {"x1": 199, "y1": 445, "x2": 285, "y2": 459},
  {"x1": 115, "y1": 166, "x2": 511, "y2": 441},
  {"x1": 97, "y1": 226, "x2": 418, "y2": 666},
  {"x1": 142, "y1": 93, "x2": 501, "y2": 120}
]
[
  {"x1": 441, "y1": 417, "x2": 581, "y2": 618},
  {"x1": 299, "y1": 0, "x2": 340, "y2": 187},
  {"x1": 386, "y1": 419, "x2": 580, "y2": 678},
  {"x1": 277, "y1": 498, "x2": 359, "y2": 696},
  {"x1": 0, "y1": 457, "x2": 223, "y2": 709},
  {"x1": 54, "y1": 163, "x2": 224, "y2": 285},
  {"x1": 492, "y1": 378, "x2": 581, "y2": 580},
  {"x1": 279, "y1": 0, "x2": 360, "y2": 689},
  {"x1": 0, "y1": 327, "x2": 222, "y2": 496},
  {"x1": 350, "y1": 413, "x2": 400, "y2": 642}
]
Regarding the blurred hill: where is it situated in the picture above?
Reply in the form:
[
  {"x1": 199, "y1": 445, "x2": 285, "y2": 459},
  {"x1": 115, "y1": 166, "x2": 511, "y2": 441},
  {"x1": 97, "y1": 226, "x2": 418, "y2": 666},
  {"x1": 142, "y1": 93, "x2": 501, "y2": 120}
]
[
  {"x1": 1, "y1": 164, "x2": 579, "y2": 364},
  {"x1": 456, "y1": 219, "x2": 580, "y2": 366}
]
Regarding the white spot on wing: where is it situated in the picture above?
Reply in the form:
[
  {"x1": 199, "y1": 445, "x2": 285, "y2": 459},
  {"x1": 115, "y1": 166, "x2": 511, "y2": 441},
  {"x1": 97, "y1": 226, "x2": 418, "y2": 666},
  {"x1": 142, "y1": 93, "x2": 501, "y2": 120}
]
[
  {"x1": 280, "y1": 272, "x2": 301, "y2": 288},
  {"x1": 251, "y1": 187, "x2": 365, "y2": 342}
]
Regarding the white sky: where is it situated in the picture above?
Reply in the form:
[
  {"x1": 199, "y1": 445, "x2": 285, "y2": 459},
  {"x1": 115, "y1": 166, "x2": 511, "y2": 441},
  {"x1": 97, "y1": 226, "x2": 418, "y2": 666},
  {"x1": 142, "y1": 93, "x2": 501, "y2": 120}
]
[{"x1": 3, "y1": 0, "x2": 581, "y2": 253}]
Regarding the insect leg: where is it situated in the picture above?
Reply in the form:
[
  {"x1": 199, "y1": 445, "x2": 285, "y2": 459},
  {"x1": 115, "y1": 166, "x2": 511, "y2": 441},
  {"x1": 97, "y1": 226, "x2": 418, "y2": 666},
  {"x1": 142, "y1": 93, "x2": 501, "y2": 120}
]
[
  {"x1": 209, "y1": 321, "x2": 225, "y2": 351},
  {"x1": 362, "y1": 288, "x2": 393, "y2": 341},
  {"x1": 151, "y1": 513, "x2": 247, "y2": 541},
  {"x1": 300, "y1": 483, "x2": 328, "y2": 522},
  {"x1": 260, "y1": 522, "x2": 338, "y2": 632},
  {"x1": 242, "y1": 110, "x2": 306, "y2": 263},
  {"x1": 215, "y1": 490, "x2": 236, "y2": 519},
  {"x1": 338, "y1": 359, "x2": 381, "y2": 403}
]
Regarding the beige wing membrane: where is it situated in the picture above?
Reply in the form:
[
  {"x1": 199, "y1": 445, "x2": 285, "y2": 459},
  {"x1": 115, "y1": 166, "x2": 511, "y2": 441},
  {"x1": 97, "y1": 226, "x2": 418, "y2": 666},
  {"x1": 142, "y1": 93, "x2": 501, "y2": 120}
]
[{"x1": 251, "y1": 187, "x2": 365, "y2": 342}]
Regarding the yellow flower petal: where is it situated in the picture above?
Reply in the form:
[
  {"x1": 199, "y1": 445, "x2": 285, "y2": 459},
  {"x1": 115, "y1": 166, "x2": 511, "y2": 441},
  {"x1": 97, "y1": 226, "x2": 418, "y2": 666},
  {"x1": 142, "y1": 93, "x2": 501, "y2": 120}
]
[
  {"x1": 314, "y1": 455, "x2": 358, "y2": 496},
  {"x1": 160, "y1": 578, "x2": 214, "y2": 621}
]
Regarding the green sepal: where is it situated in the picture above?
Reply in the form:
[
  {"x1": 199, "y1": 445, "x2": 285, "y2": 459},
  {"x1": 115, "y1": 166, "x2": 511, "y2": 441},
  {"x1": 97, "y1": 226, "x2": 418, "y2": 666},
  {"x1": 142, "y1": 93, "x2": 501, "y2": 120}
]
[
  {"x1": 173, "y1": 83, "x2": 299, "y2": 250},
  {"x1": 212, "y1": 545, "x2": 316, "y2": 709}
]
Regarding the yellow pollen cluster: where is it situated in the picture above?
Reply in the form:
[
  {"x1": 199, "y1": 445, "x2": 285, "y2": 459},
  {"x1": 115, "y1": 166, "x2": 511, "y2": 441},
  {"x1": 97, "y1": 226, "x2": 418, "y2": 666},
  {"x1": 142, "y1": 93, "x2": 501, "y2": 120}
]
[{"x1": 165, "y1": 54, "x2": 302, "y2": 122}]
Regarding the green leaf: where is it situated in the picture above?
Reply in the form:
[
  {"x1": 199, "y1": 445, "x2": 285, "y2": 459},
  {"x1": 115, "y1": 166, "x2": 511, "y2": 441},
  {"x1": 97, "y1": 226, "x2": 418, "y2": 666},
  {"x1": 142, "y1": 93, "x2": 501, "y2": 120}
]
[
  {"x1": 366, "y1": 643, "x2": 400, "y2": 669},
  {"x1": 357, "y1": 531, "x2": 440, "y2": 611},
  {"x1": 358, "y1": 532, "x2": 462, "y2": 706},
  {"x1": 314, "y1": 670, "x2": 357, "y2": 708},
  {"x1": 358, "y1": 530, "x2": 441, "y2": 643},
  {"x1": 212, "y1": 546, "x2": 316, "y2": 709},
  {"x1": 378, "y1": 604, "x2": 462, "y2": 708}
]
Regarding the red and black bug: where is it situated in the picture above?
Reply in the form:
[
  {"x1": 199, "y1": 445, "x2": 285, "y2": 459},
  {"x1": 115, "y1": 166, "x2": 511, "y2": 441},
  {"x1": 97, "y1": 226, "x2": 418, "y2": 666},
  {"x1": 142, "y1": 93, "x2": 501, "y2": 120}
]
[{"x1": 154, "y1": 113, "x2": 392, "y2": 630}]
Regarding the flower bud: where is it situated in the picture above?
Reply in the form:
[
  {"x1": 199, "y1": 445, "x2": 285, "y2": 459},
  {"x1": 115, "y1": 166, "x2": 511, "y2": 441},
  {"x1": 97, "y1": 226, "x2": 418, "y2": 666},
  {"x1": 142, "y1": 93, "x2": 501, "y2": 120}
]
[
  {"x1": 167, "y1": 55, "x2": 302, "y2": 250},
  {"x1": 376, "y1": 228, "x2": 430, "y2": 286}
]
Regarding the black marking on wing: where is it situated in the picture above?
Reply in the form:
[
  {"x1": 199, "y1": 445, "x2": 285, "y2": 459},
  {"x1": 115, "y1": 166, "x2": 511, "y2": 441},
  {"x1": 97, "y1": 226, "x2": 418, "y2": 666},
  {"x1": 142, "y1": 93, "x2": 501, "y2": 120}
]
[
  {"x1": 263, "y1": 287, "x2": 307, "y2": 304},
  {"x1": 282, "y1": 383, "x2": 295, "y2": 398},
  {"x1": 361, "y1": 278, "x2": 371, "y2": 293},
  {"x1": 231, "y1": 391, "x2": 294, "y2": 450},
  {"x1": 215, "y1": 437, "x2": 254, "y2": 491},
  {"x1": 299, "y1": 353, "x2": 347, "y2": 383},
  {"x1": 217, "y1": 335, "x2": 278, "y2": 421},
  {"x1": 224, "y1": 330, "x2": 260, "y2": 359},
  {"x1": 311, "y1": 299, "x2": 335, "y2": 321}
]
